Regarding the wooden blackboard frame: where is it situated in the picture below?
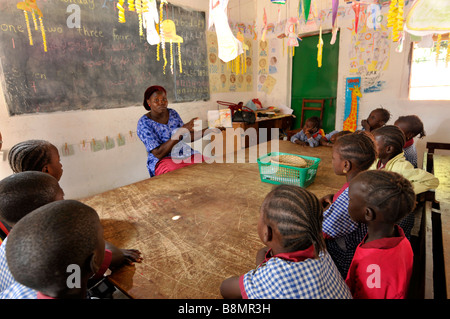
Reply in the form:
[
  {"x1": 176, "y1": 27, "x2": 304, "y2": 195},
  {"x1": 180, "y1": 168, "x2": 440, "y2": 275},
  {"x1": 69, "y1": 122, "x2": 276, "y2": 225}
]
[{"x1": 0, "y1": 1, "x2": 209, "y2": 116}]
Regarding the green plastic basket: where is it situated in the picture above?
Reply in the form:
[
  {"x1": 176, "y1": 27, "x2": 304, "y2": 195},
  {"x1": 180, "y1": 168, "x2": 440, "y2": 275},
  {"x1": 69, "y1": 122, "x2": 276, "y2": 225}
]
[{"x1": 257, "y1": 152, "x2": 321, "y2": 188}]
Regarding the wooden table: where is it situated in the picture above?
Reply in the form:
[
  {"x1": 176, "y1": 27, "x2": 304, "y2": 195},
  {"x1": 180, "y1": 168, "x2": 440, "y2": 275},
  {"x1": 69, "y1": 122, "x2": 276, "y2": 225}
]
[{"x1": 80, "y1": 141, "x2": 345, "y2": 299}]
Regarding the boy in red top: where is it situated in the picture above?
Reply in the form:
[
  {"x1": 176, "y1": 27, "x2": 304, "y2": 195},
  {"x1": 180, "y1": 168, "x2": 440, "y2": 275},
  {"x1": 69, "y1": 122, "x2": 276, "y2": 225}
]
[{"x1": 345, "y1": 170, "x2": 415, "y2": 299}]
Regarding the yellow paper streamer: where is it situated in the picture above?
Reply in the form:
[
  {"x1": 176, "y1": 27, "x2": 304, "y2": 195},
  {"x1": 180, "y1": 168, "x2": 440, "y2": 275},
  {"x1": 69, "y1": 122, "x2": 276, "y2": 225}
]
[
  {"x1": 23, "y1": 11, "x2": 33, "y2": 46},
  {"x1": 128, "y1": 0, "x2": 135, "y2": 11},
  {"x1": 387, "y1": 0, "x2": 404, "y2": 42},
  {"x1": 39, "y1": 16, "x2": 47, "y2": 52},
  {"x1": 136, "y1": 0, "x2": 143, "y2": 36},
  {"x1": 117, "y1": 0, "x2": 126, "y2": 23},
  {"x1": 178, "y1": 41, "x2": 182, "y2": 73},
  {"x1": 32, "y1": 10, "x2": 38, "y2": 30}
]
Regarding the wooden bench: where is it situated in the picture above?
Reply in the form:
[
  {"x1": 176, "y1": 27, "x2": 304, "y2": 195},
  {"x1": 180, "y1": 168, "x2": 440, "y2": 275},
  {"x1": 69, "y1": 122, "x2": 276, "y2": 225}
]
[{"x1": 409, "y1": 142, "x2": 449, "y2": 299}]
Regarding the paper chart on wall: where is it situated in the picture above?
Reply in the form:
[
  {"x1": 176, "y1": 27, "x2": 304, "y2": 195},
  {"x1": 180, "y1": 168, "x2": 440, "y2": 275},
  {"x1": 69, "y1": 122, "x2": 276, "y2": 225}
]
[
  {"x1": 207, "y1": 31, "x2": 253, "y2": 93},
  {"x1": 349, "y1": 12, "x2": 391, "y2": 94}
]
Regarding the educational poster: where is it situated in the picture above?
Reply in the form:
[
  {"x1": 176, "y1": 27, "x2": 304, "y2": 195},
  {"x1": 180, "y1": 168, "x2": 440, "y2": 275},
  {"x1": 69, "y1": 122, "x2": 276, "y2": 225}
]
[
  {"x1": 207, "y1": 31, "x2": 253, "y2": 93},
  {"x1": 269, "y1": 38, "x2": 280, "y2": 74},
  {"x1": 258, "y1": 40, "x2": 269, "y2": 92},
  {"x1": 343, "y1": 77, "x2": 362, "y2": 132},
  {"x1": 349, "y1": 12, "x2": 391, "y2": 94}
]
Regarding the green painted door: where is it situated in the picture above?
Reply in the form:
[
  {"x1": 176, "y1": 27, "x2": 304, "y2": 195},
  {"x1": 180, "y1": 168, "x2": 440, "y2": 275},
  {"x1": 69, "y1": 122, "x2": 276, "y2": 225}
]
[{"x1": 291, "y1": 31, "x2": 340, "y2": 133}]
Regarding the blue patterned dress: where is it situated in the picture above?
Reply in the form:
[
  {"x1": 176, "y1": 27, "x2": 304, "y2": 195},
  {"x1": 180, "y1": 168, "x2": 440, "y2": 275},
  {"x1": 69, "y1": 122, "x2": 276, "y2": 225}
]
[{"x1": 137, "y1": 109, "x2": 197, "y2": 177}]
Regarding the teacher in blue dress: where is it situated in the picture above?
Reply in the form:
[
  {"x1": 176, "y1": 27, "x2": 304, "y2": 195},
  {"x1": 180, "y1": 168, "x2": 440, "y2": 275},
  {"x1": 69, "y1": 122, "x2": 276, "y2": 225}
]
[{"x1": 137, "y1": 85, "x2": 208, "y2": 177}]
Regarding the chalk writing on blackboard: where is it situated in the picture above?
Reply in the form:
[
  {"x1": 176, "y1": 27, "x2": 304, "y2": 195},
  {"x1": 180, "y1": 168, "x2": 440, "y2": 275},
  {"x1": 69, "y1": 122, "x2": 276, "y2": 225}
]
[{"x1": 0, "y1": 1, "x2": 209, "y2": 116}]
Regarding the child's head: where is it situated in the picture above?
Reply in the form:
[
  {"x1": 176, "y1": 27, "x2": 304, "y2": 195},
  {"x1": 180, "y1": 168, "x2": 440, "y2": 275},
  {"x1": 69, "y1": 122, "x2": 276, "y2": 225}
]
[
  {"x1": 258, "y1": 185, "x2": 325, "y2": 255},
  {"x1": 348, "y1": 170, "x2": 415, "y2": 225},
  {"x1": 366, "y1": 107, "x2": 391, "y2": 130},
  {"x1": 371, "y1": 125, "x2": 406, "y2": 160},
  {"x1": 0, "y1": 171, "x2": 64, "y2": 227},
  {"x1": 332, "y1": 131, "x2": 377, "y2": 175},
  {"x1": 303, "y1": 116, "x2": 321, "y2": 134},
  {"x1": 8, "y1": 140, "x2": 63, "y2": 181},
  {"x1": 329, "y1": 130, "x2": 352, "y2": 144},
  {"x1": 394, "y1": 115, "x2": 425, "y2": 141},
  {"x1": 6, "y1": 200, "x2": 105, "y2": 299}
]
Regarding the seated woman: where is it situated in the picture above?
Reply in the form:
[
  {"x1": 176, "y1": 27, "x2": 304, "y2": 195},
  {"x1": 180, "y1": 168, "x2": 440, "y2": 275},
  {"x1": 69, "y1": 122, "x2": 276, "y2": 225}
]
[{"x1": 137, "y1": 85, "x2": 208, "y2": 177}]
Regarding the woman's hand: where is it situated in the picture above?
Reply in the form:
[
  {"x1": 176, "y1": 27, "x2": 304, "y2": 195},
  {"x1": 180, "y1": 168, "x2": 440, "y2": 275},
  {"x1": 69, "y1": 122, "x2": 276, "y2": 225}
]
[{"x1": 182, "y1": 117, "x2": 198, "y2": 132}]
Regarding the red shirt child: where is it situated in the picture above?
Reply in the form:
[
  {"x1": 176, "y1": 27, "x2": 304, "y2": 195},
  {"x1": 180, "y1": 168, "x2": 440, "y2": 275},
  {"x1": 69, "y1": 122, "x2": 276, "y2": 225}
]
[
  {"x1": 345, "y1": 170, "x2": 416, "y2": 299},
  {"x1": 345, "y1": 225, "x2": 413, "y2": 299}
]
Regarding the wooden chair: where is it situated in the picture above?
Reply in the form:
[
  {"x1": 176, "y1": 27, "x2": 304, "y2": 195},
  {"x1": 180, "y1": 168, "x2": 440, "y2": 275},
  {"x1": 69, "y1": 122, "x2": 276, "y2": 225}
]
[
  {"x1": 287, "y1": 99, "x2": 325, "y2": 140},
  {"x1": 300, "y1": 99, "x2": 325, "y2": 128}
]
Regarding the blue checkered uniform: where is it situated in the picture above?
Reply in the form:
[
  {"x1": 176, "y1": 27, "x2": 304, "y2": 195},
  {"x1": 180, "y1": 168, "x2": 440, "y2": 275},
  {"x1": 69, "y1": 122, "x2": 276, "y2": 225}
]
[
  {"x1": 241, "y1": 251, "x2": 352, "y2": 299},
  {"x1": 403, "y1": 144, "x2": 417, "y2": 168},
  {"x1": 322, "y1": 186, "x2": 368, "y2": 278},
  {"x1": 326, "y1": 224, "x2": 368, "y2": 279},
  {"x1": 0, "y1": 237, "x2": 37, "y2": 299},
  {"x1": 322, "y1": 188, "x2": 358, "y2": 238}
]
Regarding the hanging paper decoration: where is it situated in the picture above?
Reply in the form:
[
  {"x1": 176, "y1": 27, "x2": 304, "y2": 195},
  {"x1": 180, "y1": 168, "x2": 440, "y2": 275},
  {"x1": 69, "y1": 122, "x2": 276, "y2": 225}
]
[
  {"x1": 227, "y1": 31, "x2": 248, "y2": 75},
  {"x1": 343, "y1": 77, "x2": 362, "y2": 132},
  {"x1": 435, "y1": 34, "x2": 442, "y2": 66},
  {"x1": 302, "y1": 0, "x2": 312, "y2": 23},
  {"x1": 261, "y1": 8, "x2": 268, "y2": 42},
  {"x1": 329, "y1": 0, "x2": 339, "y2": 45},
  {"x1": 317, "y1": 26, "x2": 323, "y2": 68},
  {"x1": 208, "y1": 0, "x2": 243, "y2": 63},
  {"x1": 135, "y1": 0, "x2": 145, "y2": 37},
  {"x1": 142, "y1": 0, "x2": 160, "y2": 45},
  {"x1": 271, "y1": 0, "x2": 286, "y2": 4},
  {"x1": 285, "y1": 17, "x2": 300, "y2": 47},
  {"x1": 160, "y1": 19, "x2": 184, "y2": 75},
  {"x1": 404, "y1": 0, "x2": 450, "y2": 34},
  {"x1": 352, "y1": 1, "x2": 361, "y2": 34},
  {"x1": 387, "y1": 0, "x2": 405, "y2": 42},
  {"x1": 17, "y1": 0, "x2": 47, "y2": 52},
  {"x1": 117, "y1": 0, "x2": 126, "y2": 23},
  {"x1": 128, "y1": 0, "x2": 135, "y2": 11},
  {"x1": 157, "y1": 0, "x2": 168, "y2": 72},
  {"x1": 367, "y1": 4, "x2": 381, "y2": 31},
  {"x1": 117, "y1": 0, "x2": 156, "y2": 40},
  {"x1": 331, "y1": 0, "x2": 339, "y2": 27}
]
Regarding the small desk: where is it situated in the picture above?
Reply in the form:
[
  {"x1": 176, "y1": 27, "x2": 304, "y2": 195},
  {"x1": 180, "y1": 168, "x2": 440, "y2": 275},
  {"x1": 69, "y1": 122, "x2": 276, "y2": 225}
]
[{"x1": 80, "y1": 141, "x2": 344, "y2": 299}]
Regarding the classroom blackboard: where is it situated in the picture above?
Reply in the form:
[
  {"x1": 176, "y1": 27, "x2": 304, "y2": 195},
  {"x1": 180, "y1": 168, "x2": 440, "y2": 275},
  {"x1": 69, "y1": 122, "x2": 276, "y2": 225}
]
[{"x1": 0, "y1": 1, "x2": 209, "y2": 116}]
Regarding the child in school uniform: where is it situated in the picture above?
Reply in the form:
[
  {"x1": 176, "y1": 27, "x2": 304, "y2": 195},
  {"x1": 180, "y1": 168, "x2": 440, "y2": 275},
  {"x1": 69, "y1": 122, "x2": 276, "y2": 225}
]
[
  {"x1": 0, "y1": 171, "x2": 142, "y2": 299},
  {"x1": 345, "y1": 170, "x2": 415, "y2": 299},
  {"x1": 8, "y1": 140, "x2": 63, "y2": 181},
  {"x1": 6, "y1": 200, "x2": 108, "y2": 299},
  {"x1": 369, "y1": 125, "x2": 439, "y2": 195},
  {"x1": 361, "y1": 107, "x2": 391, "y2": 132},
  {"x1": 369, "y1": 125, "x2": 439, "y2": 239},
  {"x1": 290, "y1": 116, "x2": 323, "y2": 147},
  {"x1": 394, "y1": 115, "x2": 426, "y2": 168},
  {"x1": 320, "y1": 131, "x2": 377, "y2": 278},
  {"x1": 220, "y1": 185, "x2": 352, "y2": 299}
]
